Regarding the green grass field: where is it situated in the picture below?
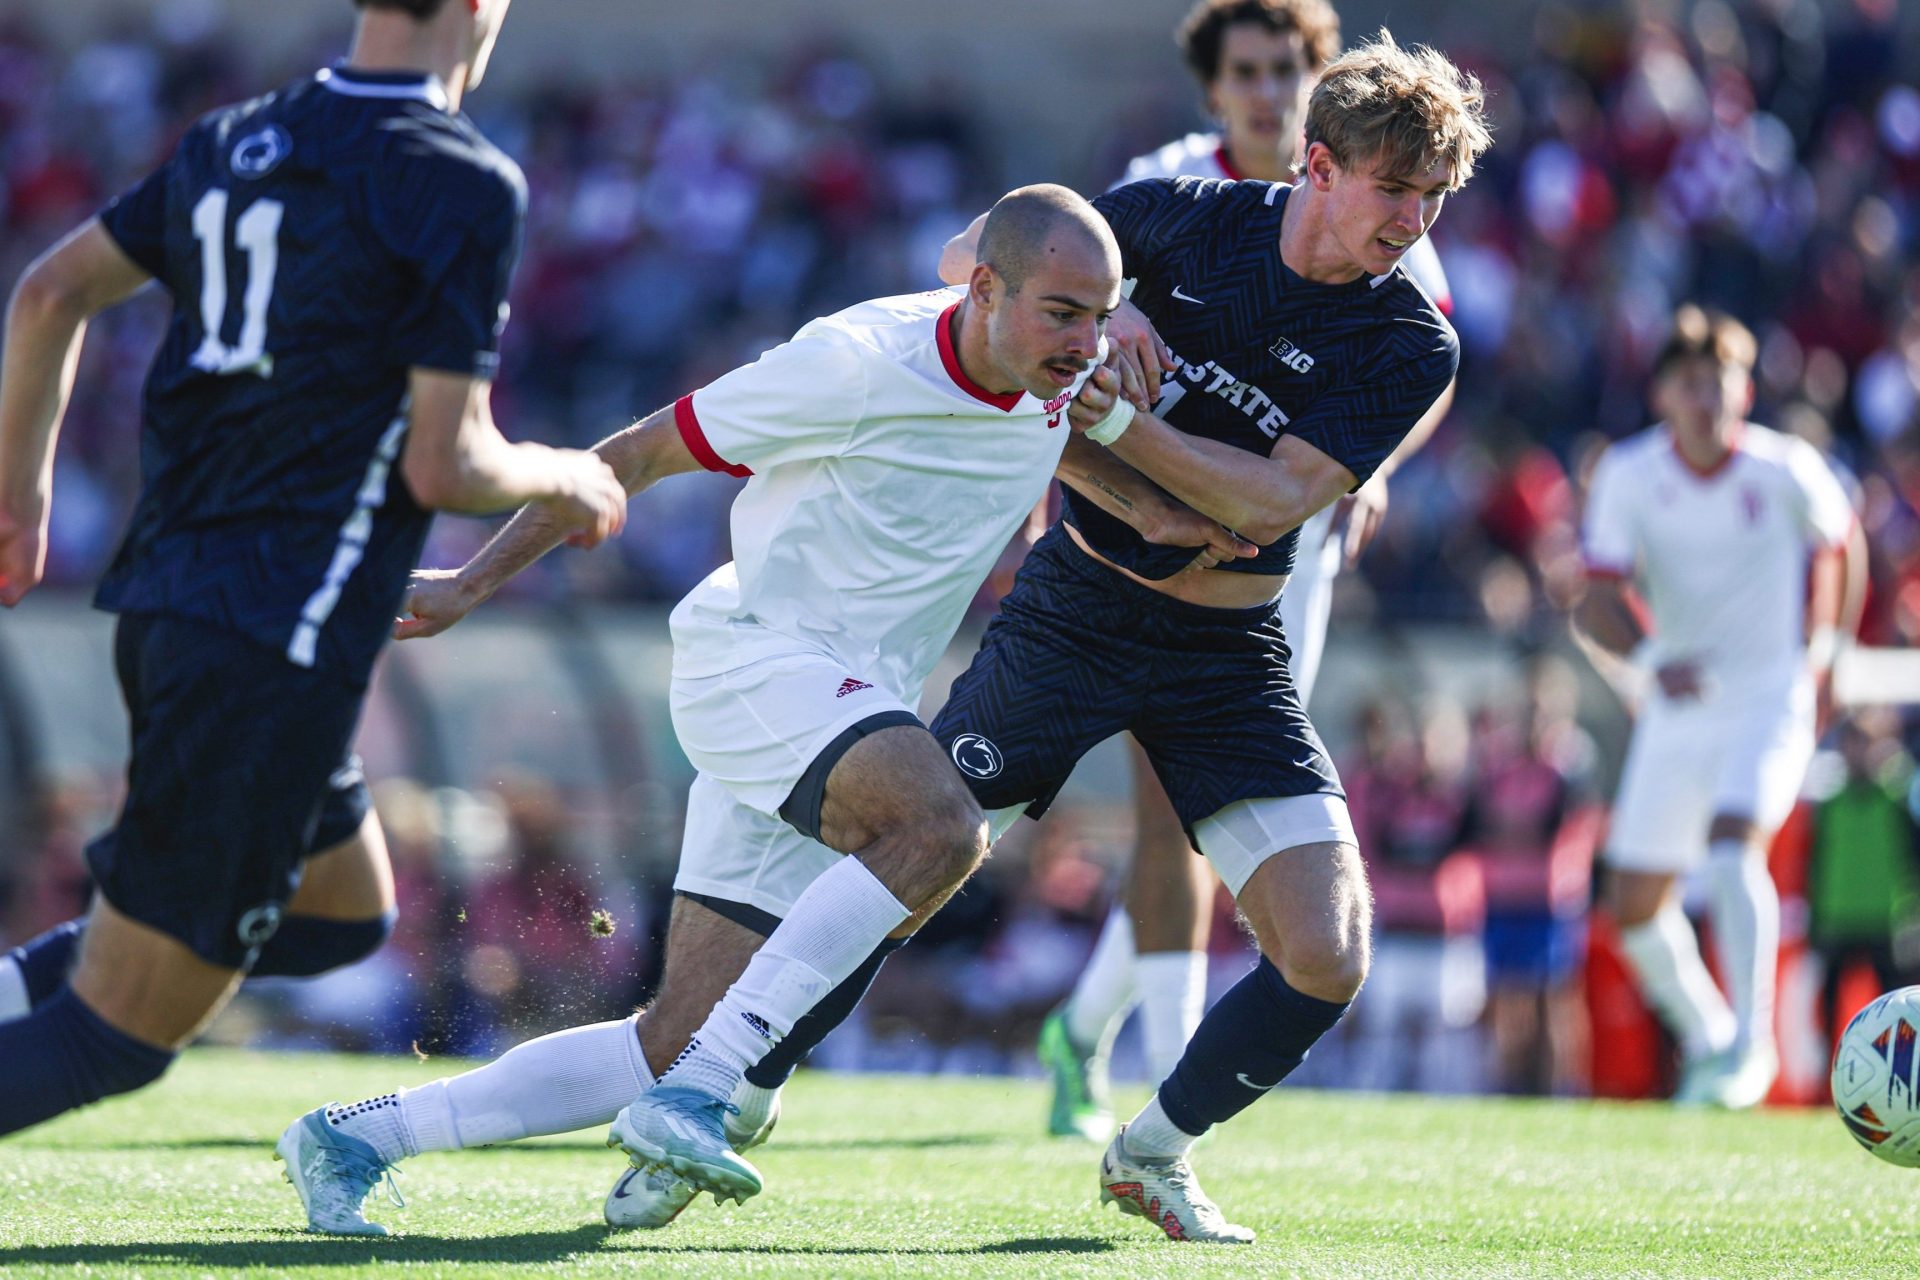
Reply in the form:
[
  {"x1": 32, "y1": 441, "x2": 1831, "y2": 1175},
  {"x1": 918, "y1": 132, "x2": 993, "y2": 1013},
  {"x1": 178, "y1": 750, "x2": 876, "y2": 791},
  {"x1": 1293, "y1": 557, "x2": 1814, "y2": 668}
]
[{"x1": 1, "y1": 1049, "x2": 1915, "y2": 1278}]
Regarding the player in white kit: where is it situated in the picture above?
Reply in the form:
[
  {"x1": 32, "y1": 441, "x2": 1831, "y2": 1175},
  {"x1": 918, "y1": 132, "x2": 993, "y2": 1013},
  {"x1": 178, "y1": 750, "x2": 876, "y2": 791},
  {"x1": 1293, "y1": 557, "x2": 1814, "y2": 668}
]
[
  {"x1": 1577, "y1": 305, "x2": 1864, "y2": 1108},
  {"x1": 1038, "y1": 0, "x2": 1462, "y2": 1141},
  {"x1": 274, "y1": 186, "x2": 1257, "y2": 1234}
]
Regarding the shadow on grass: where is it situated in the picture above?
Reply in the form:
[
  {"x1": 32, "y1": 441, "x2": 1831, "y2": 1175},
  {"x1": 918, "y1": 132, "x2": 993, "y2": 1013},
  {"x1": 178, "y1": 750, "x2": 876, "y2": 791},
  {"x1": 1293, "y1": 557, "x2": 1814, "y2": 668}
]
[
  {"x1": 0, "y1": 1227, "x2": 612, "y2": 1269},
  {"x1": 42, "y1": 1133, "x2": 1001, "y2": 1156},
  {"x1": 770, "y1": 1133, "x2": 998, "y2": 1152},
  {"x1": 40, "y1": 1137, "x2": 272, "y2": 1152},
  {"x1": 0, "y1": 1230, "x2": 1117, "y2": 1267},
  {"x1": 608, "y1": 1234, "x2": 1118, "y2": 1258}
]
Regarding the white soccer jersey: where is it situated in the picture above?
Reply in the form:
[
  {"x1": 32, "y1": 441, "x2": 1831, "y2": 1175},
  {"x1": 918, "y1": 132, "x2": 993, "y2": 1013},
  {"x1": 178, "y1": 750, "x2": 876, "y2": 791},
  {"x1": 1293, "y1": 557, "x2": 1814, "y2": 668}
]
[
  {"x1": 1116, "y1": 131, "x2": 1453, "y2": 313},
  {"x1": 669, "y1": 288, "x2": 1089, "y2": 707},
  {"x1": 1583, "y1": 423, "x2": 1855, "y2": 688}
]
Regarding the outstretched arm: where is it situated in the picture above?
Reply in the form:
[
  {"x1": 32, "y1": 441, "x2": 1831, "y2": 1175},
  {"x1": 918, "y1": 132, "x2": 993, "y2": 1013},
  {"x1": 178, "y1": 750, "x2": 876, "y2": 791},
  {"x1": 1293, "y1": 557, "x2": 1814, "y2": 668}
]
[
  {"x1": 0, "y1": 220, "x2": 154, "y2": 605},
  {"x1": 396, "y1": 404, "x2": 703, "y2": 638}
]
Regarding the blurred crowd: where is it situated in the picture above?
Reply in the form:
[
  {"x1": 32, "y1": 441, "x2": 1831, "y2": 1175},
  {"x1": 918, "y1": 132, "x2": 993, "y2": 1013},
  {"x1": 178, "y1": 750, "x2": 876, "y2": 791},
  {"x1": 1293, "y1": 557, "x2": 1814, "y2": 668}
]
[{"x1": 4, "y1": 0, "x2": 1920, "y2": 1095}]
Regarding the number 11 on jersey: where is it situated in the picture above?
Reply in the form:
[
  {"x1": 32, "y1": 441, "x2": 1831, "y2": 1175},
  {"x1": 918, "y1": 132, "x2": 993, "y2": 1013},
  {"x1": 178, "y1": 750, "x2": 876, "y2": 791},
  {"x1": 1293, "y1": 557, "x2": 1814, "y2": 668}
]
[{"x1": 189, "y1": 188, "x2": 283, "y2": 377}]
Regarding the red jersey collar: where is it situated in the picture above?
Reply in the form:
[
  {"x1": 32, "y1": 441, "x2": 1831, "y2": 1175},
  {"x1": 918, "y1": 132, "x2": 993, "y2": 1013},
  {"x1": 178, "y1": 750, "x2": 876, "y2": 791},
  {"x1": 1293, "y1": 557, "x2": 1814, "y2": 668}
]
[
  {"x1": 937, "y1": 302, "x2": 1023, "y2": 412},
  {"x1": 1214, "y1": 143, "x2": 1248, "y2": 181},
  {"x1": 1668, "y1": 422, "x2": 1746, "y2": 480}
]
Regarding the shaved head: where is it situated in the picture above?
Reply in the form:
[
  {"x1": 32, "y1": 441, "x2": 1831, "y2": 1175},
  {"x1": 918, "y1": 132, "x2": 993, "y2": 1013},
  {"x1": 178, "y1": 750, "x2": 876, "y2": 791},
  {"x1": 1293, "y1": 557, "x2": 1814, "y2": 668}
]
[{"x1": 976, "y1": 184, "x2": 1120, "y2": 295}]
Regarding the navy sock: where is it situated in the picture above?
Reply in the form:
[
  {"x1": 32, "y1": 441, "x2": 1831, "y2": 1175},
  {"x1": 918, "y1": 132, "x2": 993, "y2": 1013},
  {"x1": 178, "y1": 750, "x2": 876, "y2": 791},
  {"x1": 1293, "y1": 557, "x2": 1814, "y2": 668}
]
[
  {"x1": 248, "y1": 910, "x2": 396, "y2": 978},
  {"x1": 0, "y1": 987, "x2": 176, "y2": 1136},
  {"x1": 7, "y1": 919, "x2": 84, "y2": 1007},
  {"x1": 1157, "y1": 956, "x2": 1350, "y2": 1137},
  {"x1": 746, "y1": 936, "x2": 906, "y2": 1088}
]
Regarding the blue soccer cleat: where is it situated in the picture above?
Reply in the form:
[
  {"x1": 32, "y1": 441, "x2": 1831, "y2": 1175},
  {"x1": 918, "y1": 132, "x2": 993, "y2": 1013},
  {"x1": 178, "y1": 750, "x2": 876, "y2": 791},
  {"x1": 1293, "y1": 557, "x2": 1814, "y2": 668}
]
[
  {"x1": 276, "y1": 1106, "x2": 402, "y2": 1236},
  {"x1": 605, "y1": 1087, "x2": 780, "y2": 1229},
  {"x1": 607, "y1": 1086, "x2": 764, "y2": 1206}
]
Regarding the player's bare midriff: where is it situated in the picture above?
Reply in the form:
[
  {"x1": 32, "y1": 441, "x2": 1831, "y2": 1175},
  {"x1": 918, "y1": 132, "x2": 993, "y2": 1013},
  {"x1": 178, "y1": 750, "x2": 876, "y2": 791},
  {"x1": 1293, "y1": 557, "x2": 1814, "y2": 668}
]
[{"x1": 1063, "y1": 523, "x2": 1287, "y2": 610}]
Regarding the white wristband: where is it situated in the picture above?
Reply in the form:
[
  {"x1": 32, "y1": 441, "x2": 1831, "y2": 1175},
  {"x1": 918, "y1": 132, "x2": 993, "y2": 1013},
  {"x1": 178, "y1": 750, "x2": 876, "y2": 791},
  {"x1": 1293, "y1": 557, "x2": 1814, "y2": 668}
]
[
  {"x1": 1807, "y1": 625, "x2": 1844, "y2": 671},
  {"x1": 1083, "y1": 397, "x2": 1136, "y2": 446}
]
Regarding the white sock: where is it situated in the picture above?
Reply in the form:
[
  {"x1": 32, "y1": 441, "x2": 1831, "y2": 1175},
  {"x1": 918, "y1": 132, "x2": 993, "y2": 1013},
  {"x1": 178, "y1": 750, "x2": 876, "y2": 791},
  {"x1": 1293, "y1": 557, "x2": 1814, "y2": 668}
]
[
  {"x1": 0, "y1": 956, "x2": 28, "y2": 1023},
  {"x1": 731, "y1": 1078, "x2": 779, "y2": 1135},
  {"x1": 331, "y1": 1017, "x2": 653, "y2": 1164},
  {"x1": 1121, "y1": 1095, "x2": 1199, "y2": 1160},
  {"x1": 1136, "y1": 951, "x2": 1207, "y2": 1081},
  {"x1": 662, "y1": 857, "x2": 910, "y2": 1100},
  {"x1": 1619, "y1": 905, "x2": 1736, "y2": 1061},
  {"x1": 1706, "y1": 841, "x2": 1779, "y2": 1056},
  {"x1": 1063, "y1": 908, "x2": 1137, "y2": 1051}
]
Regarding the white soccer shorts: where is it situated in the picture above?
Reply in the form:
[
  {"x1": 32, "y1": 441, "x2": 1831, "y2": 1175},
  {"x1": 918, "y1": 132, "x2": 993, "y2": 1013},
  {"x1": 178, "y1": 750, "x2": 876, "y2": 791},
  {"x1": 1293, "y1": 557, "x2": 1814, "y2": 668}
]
[
  {"x1": 1605, "y1": 674, "x2": 1815, "y2": 874},
  {"x1": 669, "y1": 650, "x2": 918, "y2": 818},
  {"x1": 674, "y1": 772, "x2": 846, "y2": 920},
  {"x1": 1277, "y1": 504, "x2": 1343, "y2": 705}
]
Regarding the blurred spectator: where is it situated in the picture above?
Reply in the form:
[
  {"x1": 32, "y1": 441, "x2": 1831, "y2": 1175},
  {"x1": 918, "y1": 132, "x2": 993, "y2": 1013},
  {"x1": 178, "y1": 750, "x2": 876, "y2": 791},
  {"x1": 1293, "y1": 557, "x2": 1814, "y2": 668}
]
[
  {"x1": 459, "y1": 777, "x2": 643, "y2": 1050},
  {"x1": 1343, "y1": 698, "x2": 1488, "y2": 1093},
  {"x1": 1807, "y1": 708, "x2": 1920, "y2": 1045},
  {"x1": 1460, "y1": 656, "x2": 1601, "y2": 1095},
  {"x1": 0, "y1": 779, "x2": 101, "y2": 946}
]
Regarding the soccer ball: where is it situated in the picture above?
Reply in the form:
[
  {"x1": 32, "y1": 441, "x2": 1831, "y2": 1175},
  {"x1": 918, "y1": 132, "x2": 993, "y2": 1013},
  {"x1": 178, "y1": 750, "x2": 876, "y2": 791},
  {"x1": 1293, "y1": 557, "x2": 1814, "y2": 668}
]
[{"x1": 1831, "y1": 986, "x2": 1920, "y2": 1168}]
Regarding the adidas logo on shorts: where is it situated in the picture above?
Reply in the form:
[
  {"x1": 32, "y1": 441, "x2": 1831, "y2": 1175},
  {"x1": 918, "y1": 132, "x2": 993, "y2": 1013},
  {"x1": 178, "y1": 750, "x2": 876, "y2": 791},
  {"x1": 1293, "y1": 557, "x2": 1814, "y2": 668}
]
[{"x1": 835, "y1": 678, "x2": 873, "y2": 698}]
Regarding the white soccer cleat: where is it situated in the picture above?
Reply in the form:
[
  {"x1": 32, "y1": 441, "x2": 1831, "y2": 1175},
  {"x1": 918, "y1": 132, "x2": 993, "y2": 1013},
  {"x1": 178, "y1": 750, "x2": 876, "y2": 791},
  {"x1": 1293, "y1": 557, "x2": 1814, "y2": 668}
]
[
  {"x1": 1673, "y1": 1044, "x2": 1778, "y2": 1109},
  {"x1": 1098, "y1": 1127, "x2": 1254, "y2": 1244},
  {"x1": 276, "y1": 1107, "x2": 401, "y2": 1237},
  {"x1": 604, "y1": 1089, "x2": 782, "y2": 1229},
  {"x1": 1672, "y1": 1050, "x2": 1733, "y2": 1106},
  {"x1": 1712, "y1": 1043, "x2": 1780, "y2": 1110},
  {"x1": 605, "y1": 1162, "x2": 701, "y2": 1230}
]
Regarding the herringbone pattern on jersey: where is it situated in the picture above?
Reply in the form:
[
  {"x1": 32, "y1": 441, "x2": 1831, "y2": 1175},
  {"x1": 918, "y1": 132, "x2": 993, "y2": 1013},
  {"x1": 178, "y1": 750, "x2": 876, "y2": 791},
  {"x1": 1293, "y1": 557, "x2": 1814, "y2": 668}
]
[{"x1": 1068, "y1": 178, "x2": 1456, "y2": 584}]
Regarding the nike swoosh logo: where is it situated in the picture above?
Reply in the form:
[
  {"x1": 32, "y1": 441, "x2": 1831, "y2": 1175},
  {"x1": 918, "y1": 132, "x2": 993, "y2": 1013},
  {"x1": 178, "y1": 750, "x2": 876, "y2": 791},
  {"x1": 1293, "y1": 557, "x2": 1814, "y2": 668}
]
[
  {"x1": 1171, "y1": 285, "x2": 1205, "y2": 305},
  {"x1": 612, "y1": 1170, "x2": 639, "y2": 1199},
  {"x1": 1237, "y1": 1072, "x2": 1279, "y2": 1091}
]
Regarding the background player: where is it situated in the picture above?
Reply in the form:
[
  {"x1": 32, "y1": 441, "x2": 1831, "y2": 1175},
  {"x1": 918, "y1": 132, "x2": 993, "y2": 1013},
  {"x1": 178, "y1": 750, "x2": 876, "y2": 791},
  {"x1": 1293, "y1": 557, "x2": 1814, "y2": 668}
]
[
  {"x1": 0, "y1": 0, "x2": 627, "y2": 1137},
  {"x1": 1576, "y1": 304, "x2": 1864, "y2": 1108},
  {"x1": 1040, "y1": 0, "x2": 1466, "y2": 1144}
]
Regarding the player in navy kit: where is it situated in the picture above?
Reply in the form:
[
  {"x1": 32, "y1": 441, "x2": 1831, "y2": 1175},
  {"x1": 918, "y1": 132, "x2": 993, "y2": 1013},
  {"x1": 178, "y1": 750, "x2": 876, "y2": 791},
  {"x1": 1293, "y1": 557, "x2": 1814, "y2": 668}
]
[
  {"x1": 0, "y1": 0, "x2": 626, "y2": 1138},
  {"x1": 928, "y1": 34, "x2": 1490, "y2": 1242}
]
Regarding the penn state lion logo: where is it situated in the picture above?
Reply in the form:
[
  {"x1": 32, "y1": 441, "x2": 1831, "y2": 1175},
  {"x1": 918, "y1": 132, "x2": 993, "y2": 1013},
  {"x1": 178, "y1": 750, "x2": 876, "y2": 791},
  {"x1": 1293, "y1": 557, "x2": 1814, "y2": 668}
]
[
  {"x1": 231, "y1": 126, "x2": 292, "y2": 179},
  {"x1": 950, "y1": 733, "x2": 1004, "y2": 779},
  {"x1": 236, "y1": 902, "x2": 284, "y2": 947}
]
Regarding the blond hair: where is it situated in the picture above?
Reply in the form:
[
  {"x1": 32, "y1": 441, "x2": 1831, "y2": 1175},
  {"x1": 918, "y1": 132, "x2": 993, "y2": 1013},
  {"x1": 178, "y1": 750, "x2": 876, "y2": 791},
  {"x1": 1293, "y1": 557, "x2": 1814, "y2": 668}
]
[{"x1": 1302, "y1": 31, "x2": 1492, "y2": 189}]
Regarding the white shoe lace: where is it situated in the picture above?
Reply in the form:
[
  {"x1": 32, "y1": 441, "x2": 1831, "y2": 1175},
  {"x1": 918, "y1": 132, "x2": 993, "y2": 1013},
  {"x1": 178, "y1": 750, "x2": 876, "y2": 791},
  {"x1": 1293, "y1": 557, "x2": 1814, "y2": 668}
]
[{"x1": 1161, "y1": 1161, "x2": 1229, "y2": 1231}]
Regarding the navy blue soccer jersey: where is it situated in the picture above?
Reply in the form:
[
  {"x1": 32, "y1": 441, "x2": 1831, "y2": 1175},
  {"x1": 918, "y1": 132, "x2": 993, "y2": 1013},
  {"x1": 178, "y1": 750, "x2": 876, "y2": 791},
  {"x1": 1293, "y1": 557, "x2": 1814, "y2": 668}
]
[
  {"x1": 94, "y1": 66, "x2": 526, "y2": 681},
  {"x1": 1072, "y1": 177, "x2": 1457, "y2": 581}
]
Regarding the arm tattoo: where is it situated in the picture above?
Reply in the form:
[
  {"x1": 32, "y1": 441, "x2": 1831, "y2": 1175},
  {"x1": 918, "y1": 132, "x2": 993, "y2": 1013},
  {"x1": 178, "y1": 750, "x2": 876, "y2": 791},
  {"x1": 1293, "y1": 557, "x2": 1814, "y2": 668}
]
[{"x1": 1079, "y1": 471, "x2": 1135, "y2": 514}]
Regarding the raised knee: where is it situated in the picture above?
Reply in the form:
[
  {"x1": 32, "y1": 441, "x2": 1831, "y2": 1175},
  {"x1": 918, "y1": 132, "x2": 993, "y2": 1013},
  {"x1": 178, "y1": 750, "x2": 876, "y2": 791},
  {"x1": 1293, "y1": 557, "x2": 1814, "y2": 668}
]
[
  {"x1": 917, "y1": 791, "x2": 989, "y2": 885},
  {"x1": 1275, "y1": 923, "x2": 1369, "y2": 1003}
]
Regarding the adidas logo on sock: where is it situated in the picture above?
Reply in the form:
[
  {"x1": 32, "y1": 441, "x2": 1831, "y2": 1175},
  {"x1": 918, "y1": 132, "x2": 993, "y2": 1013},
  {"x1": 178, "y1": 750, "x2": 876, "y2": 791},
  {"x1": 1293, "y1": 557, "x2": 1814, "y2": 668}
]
[
  {"x1": 740, "y1": 1012, "x2": 776, "y2": 1043},
  {"x1": 834, "y1": 678, "x2": 873, "y2": 698}
]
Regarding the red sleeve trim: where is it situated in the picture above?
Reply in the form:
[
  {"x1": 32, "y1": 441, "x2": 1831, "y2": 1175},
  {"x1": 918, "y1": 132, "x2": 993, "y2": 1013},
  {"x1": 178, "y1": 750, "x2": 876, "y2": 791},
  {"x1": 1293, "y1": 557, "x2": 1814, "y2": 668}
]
[
  {"x1": 1583, "y1": 561, "x2": 1631, "y2": 581},
  {"x1": 674, "y1": 395, "x2": 752, "y2": 478}
]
